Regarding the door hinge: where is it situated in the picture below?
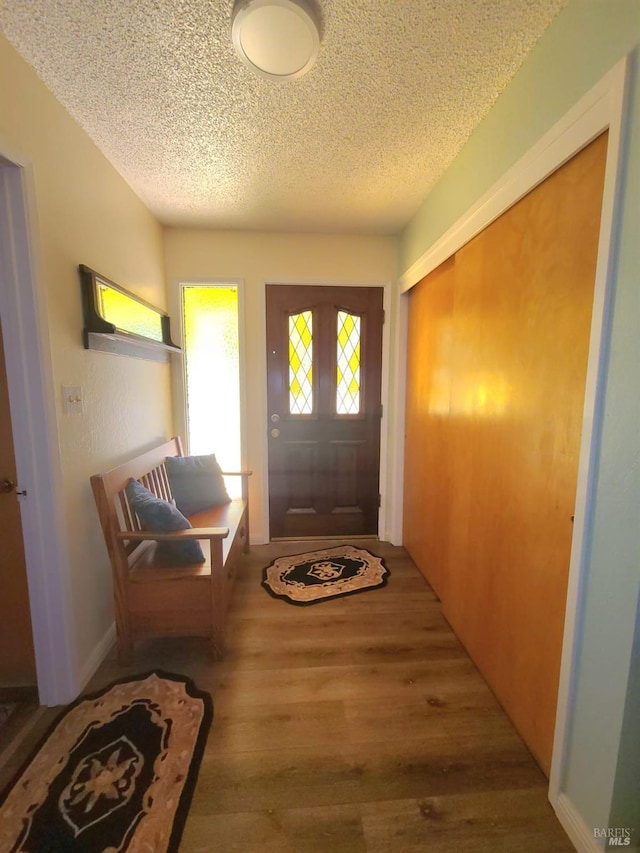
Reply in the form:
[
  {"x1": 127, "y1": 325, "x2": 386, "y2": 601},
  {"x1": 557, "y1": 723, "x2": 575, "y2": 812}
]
[
  {"x1": 379, "y1": 404, "x2": 383, "y2": 419},
  {"x1": 378, "y1": 493, "x2": 382, "y2": 507},
  {"x1": 382, "y1": 309, "x2": 386, "y2": 325}
]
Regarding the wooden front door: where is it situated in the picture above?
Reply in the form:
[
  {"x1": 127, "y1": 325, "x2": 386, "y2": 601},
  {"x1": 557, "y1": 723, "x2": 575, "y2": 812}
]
[
  {"x1": 266, "y1": 285, "x2": 383, "y2": 539},
  {"x1": 0, "y1": 319, "x2": 36, "y2": 686}
]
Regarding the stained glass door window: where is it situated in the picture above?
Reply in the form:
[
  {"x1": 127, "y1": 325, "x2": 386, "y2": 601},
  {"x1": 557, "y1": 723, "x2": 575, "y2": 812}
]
[
  {"x1": 336, "y1": 310, "x2": 361, "y2": 414},
  {"x1": 289, "y1": 311, "x2": 313, "y2": 414}
]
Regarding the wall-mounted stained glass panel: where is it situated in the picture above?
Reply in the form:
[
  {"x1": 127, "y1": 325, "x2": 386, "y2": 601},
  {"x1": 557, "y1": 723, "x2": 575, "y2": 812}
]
[
  {"x1": 289, "y1": 311, "x2": 313, "y2": 414},
  {"x1": 337, "y1": 310, "x2": 361, "y2": 414},
  {"x1": 96, "y1": 281, "x2": 163, "y2": 341}
]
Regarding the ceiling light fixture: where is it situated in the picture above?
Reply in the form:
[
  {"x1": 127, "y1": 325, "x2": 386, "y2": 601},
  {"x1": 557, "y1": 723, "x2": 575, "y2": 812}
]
[{"x1": 231, "y1": 0, "x2": 320, "y2": 81}]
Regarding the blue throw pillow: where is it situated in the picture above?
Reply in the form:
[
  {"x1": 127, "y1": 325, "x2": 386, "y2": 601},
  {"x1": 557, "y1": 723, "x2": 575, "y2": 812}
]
[
  {"x1": 165, "y1": 454, "x2": 230, "y2": 516},
  {"x1": 125, "y1": 479, "x2": 205, "y2": 564}
]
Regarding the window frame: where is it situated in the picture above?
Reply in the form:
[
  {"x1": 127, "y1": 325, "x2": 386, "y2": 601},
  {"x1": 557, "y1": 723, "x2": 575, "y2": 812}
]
[
  {"x1": 79, "y1": 264, "x2": 180, "y2": 361},
  {"x1": 177, "y1": 279, "x2": 247, "y2": 470}
]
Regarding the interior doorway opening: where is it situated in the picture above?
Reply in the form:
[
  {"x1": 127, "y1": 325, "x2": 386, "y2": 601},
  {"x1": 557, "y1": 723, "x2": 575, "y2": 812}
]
[
  {"x1": 0, "y1": 157, "x2": 76, "y2": 706},
  {"x1": 0, "y1": 317, "x2": 36, "y2": 690}
]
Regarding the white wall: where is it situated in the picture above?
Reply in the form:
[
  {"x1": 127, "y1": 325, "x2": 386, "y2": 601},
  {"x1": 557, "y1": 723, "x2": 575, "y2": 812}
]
[{"x1": 163, "y1": 229, "x2": 398, "y2": 543}]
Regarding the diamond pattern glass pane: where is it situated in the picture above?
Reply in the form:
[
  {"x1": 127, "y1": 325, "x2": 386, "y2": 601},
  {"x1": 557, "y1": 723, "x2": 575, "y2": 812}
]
[
  {"x1": 289, "y1": 311, "x2": 313, "y2": 414},
  {"x1": 337, "y1": 311, "x2": 361, "y2": 414}
]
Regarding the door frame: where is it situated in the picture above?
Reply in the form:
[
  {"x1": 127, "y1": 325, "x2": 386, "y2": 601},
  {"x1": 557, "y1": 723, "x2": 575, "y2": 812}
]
[
  {"x1": 258, "y1": 278, "x2": 393, "y2": 544},
  {"x1": 396, "y1": 58, "x2": 630, "y2": 850},
  {"x1": 0, "y1": 153, "x2": 77, "y2": 706}
]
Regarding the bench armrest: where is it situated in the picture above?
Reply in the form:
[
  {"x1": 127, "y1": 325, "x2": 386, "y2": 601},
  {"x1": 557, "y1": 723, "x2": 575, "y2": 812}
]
[
  {"x1": 116, "y1": 527, "x2": 230, "y2": 542},
  {"x1": 221, "y1": 470, "x2": 252, "y2": 501}
]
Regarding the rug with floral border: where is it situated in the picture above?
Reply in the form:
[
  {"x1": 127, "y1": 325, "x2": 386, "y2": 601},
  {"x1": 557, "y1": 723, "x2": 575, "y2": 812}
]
[{"x1": 0, "y1": 670, "x2": 212, "y2": 852}]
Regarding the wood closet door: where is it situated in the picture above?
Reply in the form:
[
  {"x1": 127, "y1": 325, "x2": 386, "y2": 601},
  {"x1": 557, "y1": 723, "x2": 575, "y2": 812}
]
[
  {"x1": 403, "y1": 132, "x2": 608, "y2": 774},
  {"x1": 403, "y1": 257, "x2": 454, "y2": 600}
]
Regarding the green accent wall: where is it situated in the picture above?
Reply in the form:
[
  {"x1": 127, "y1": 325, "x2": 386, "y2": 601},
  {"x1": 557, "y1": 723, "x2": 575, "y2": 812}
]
[
  {"x1": 609, "y1": 592, "x2": 640, "y2": 850},
  {"x1": 400, "y1": 0, "x2": 640, "y2": 840},
  {"x1": 401, "y1": 0, "x2": 640, "y2": 271}
]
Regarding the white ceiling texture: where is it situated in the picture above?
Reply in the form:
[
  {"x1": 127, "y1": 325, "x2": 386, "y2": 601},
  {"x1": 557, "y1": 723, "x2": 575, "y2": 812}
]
[{"x1": 1, "y1": 1, "x2": 568, "y2": 234}]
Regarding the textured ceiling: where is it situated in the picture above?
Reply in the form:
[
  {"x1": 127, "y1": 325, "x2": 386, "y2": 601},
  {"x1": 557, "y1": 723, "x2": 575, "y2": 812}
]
[{"x1": 0, "y1": 0, "x2": 568, "y2": 234}]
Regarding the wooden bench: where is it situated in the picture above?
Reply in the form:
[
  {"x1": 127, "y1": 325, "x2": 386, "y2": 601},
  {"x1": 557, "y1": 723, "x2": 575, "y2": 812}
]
[{"x1": 90, "y1": 437, "x2": 250, "y2": 662}]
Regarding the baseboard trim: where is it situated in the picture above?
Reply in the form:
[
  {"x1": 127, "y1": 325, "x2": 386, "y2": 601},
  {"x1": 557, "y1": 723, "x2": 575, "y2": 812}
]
[
  {"x1": 553, "y1": 792, "x2": 602, "y2": 852},
  {"x1": 77, "y1": 622, "x2": 116, "y2": 694}
]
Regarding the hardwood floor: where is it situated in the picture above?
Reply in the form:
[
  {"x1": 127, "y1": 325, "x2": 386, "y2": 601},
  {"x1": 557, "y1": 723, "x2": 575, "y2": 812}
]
[
  {"x1": 1, "y1": 541, "x2": 573, "y2": 851},
  {"x1": 0, "y1": 686, "x2": 41, "y2": 773}
]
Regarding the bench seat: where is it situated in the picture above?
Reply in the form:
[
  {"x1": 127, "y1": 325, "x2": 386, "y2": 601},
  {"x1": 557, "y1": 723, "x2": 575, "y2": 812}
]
[{"x1": 127, "y1": 500, "x2": 248, "y2": 580}]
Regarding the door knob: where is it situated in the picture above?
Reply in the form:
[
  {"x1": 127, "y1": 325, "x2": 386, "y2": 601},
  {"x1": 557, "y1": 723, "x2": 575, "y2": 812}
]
[
  {"x1": 1, "y1": 479, "x2": 26, "y2": 496},
  {"x1": 270, "y1": 428, "x2": 280, "y2": 438}
]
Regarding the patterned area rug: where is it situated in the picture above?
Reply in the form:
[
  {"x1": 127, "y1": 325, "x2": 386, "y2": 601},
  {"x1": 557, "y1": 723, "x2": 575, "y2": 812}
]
[
  {"x1": 0, "y1": 671, "x2": 212, "y2": 853},
  {"x1": 262, "y1": 545, "x2": 389, "y2": 605}
]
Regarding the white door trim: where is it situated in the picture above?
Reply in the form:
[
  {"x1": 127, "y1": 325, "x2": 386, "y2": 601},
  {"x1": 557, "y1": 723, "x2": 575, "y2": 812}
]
[
  {"x1": 395, "y1": 56, "x2": 630, "y2": 839},
  {"x1": 549, "y1": 57, "x2": 630, "y2": 827},
  {"x1": 0, "y1": 155, "x2": 78, "y2": 705}
]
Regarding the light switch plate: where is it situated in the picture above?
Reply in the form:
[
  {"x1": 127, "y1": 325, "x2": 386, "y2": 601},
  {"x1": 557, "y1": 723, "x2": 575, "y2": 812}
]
[{"x1": 62, "y1": 385, "x2": 83, "y2": 414}]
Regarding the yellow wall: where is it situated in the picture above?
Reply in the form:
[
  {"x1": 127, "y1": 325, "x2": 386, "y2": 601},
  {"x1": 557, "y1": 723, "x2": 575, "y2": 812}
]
[
  {"x1": 0, "y1": 34, "x2": 173, "y2": 683},
  {"x1": 163, "y1": 229, "x2": 398, "y2": 541}
]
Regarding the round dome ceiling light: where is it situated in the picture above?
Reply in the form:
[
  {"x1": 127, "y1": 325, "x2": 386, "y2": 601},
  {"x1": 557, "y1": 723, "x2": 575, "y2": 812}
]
[{"x1": 231, "y1": 0, "x2": 320, "y2": 81}]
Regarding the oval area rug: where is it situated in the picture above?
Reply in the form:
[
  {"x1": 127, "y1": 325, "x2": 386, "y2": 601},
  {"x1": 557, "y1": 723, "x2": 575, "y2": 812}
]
[
  {"x1": 0, "y1": 670, "x2": 211, "y2": 852},
  {"x1": 262, "y1": 545, "x2": 389, "y2": 605}
]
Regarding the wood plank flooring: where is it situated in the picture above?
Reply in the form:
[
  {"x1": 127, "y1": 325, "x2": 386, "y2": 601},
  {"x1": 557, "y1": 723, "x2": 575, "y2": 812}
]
[
  {"x1": 0, "y1": 686, "x2": 45, "y2": 787},
  {"x1": 0, "y1": 540, "x2": 573, "y2": 851}
]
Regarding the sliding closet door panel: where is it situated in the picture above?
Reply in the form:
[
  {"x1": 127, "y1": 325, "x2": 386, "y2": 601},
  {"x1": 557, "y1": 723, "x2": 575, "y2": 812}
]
[
  {"x1": 403, "y1": 132, "x2": 608, "y2": 775},
  {"x1": 403, "y1": 258, "x2": 455, "y2": 599}
]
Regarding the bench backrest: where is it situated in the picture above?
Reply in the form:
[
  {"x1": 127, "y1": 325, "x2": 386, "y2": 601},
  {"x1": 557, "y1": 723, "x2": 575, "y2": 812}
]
[{"x1": 90, "y1": 436, "x2": 184, "y2": 566}]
